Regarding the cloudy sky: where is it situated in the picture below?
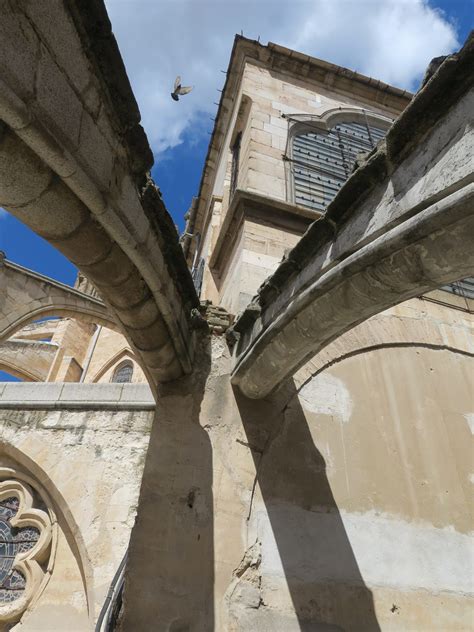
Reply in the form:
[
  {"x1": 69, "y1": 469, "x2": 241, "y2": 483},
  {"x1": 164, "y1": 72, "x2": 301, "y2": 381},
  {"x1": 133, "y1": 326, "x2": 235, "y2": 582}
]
[{"x1": 105, "y1": 0, "x2": 461, "y2": 155}]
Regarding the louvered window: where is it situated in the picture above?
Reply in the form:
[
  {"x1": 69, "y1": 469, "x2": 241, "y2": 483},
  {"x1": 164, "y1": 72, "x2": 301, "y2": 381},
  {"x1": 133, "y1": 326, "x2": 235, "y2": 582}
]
[{"x1": 292, "y1": 120, "x2": 387, "y2": 213}]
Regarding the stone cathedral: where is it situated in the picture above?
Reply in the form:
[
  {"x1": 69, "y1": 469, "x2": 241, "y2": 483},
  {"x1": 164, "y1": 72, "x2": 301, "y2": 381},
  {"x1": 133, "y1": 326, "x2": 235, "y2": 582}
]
[{"x1": 0, "y1": 2, "x2": 472, "y2": 631}]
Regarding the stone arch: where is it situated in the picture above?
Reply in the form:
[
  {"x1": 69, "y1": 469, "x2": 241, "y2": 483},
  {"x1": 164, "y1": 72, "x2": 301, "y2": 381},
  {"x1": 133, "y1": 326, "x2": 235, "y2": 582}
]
[
  {"x1": 0, "y1": 446, "x2": 94, "y2": 624},
  {"x1": 0, "y1": 5, "x2": 199, "y2": 388},
  {"x1": 0, "y1": 340, "x2": 58, "y2": 382},
  {"x1": 291, "y1": 307, "x2": 474, "y2": 394},
  {"x1": 0, "y1": 259, "x2": 118, "y2": 344}
]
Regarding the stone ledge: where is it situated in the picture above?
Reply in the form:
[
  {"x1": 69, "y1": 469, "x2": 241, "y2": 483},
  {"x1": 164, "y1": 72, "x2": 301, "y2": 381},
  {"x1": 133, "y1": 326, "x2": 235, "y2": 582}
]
[{"x1": 0, "y1": 382, "x2": 155, "y2": 410}]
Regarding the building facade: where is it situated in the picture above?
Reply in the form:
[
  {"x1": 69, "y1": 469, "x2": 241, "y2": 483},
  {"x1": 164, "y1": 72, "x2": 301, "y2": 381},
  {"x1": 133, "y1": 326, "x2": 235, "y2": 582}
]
[{"x1": 0, "y1": 11, "x2": 472, "y2": 632}]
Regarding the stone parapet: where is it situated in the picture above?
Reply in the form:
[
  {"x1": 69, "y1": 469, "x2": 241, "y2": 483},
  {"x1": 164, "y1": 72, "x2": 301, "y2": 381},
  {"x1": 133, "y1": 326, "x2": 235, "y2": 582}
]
[{"x1": 0, "y1": 382, "x2": 155, "y2": 410}]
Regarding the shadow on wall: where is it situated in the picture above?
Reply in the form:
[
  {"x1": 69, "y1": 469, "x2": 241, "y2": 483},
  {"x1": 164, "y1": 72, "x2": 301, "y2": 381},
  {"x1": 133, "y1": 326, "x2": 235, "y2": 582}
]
[
  {"x1": 121, "y1": 338, "x2": 214, "y2": 632},
  {"x1": 235, "y1": 381, "x2": 380, "y2": 632}
]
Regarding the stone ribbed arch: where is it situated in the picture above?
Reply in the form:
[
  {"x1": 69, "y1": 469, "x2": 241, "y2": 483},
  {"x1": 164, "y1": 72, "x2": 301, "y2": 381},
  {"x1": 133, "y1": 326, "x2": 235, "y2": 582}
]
[
  {"x1": 0, "y1": 339, "x2": 57, "y2": 382},
  {"x1": 232, "y1": 37, "x2": 474, "y2": 398},
  {"x1": 0, "y1": 258, "x2": 116, "y2": 343},
  {"x1": 0, "y1": 1, "x2": 199, "y2": 393}
]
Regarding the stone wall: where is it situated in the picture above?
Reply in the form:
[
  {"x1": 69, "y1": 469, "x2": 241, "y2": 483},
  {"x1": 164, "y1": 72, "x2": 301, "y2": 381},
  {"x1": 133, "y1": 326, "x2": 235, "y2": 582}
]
[
  {"x1": 123, "y1": 298, "x2": 473, "y2": 630},
  {"x1": 0, "y1": 383, "x2": 154, "y2": 629}
]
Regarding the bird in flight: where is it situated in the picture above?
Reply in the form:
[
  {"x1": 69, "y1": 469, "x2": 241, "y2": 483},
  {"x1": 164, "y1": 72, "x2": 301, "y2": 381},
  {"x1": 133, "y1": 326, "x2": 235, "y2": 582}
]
[{"x1": 171, "y1": 76, "x2": 193, "y2": 101}]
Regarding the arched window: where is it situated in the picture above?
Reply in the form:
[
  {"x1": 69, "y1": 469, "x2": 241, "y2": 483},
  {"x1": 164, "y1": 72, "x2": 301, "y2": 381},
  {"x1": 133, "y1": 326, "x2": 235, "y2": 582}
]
[
  {"x1": 291, "y1": 117, "x2": 388, "y2": 213},
  {"x1": 111, "y1": 361, "x2": 133, "y2": 383}
]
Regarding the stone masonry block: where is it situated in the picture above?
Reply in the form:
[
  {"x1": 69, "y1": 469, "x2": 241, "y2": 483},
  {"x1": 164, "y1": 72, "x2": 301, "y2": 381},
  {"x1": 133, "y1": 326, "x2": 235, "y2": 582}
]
[
  {"x1": 248, "y1": 156, "x2": 285, "y2": 180},
  {"x1": 17, "y1": 174, "x2": 88, "y2": 240},
  {"x1": 119, "y1": 384, "x2": 154, "y2": 404},
  {"x1": 263, "y1": 122, "x2": 287, "y2": 139},
  {"x1": 251, "y1": 129, "x2": 272, "y2": 147},
  {"x1": 0, "y1": 382, "x2": 64, "y2": 402},
  {"x1": 76, "y1": 109, "x2": 114, "y2": 190},
  {"x1": 246, "y1": 169, "x2": 285, "y2": 200},
  {"x1": 24, "y1": 1, "x2": 91, "y2": 94},
  {"x1": 60, "y1": 382, "x2": 123, "y2": 402},
  {"x1": 0, "y1": 129, "x2": 51, "y2": 207},
  {"x1": 35, "y1": 44, "x2": 83, "y2": 148},
  {"x1": 0, "y1": 5, "x2": 39, "y2": 100}
]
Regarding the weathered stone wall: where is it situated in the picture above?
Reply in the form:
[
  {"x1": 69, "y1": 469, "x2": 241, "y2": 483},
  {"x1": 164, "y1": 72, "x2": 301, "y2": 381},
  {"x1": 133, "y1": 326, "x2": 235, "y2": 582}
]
[
  {"x1": 0, "y1": 383, "x2": 154, "y2": 629},
  {"x1": 123, "y1": 299, "x2": 473, "y2": 630}
]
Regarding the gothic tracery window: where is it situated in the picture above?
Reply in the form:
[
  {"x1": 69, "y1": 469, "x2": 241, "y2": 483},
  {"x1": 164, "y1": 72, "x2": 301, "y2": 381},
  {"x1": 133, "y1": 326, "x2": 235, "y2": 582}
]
[
  {"x1": 0, "y1": 497, "x2": 39, "y2": 603},
  {"x1": 0, "y1": 479, "x2": 52, "y2": 624},
  {"x1": 111, "y1": 361, "x2": 134, "y2": 383},
  {"x1": 291, "y1": 118, "x2": 387, "y2": 213}
]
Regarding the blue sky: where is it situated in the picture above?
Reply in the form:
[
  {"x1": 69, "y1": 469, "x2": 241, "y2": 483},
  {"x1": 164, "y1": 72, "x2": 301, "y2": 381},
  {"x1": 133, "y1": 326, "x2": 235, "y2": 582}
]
[{"x1": 0, "y1": 0, "x2": 471, "y2": 380}]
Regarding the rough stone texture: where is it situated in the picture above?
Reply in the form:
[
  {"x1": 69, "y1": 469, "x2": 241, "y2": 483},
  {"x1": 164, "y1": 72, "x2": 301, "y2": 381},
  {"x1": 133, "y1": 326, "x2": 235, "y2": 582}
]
[
  {"x1": 123, "y1": 314, "x2": 473, "y2": 630},
  {"x1": 0, "y1": 391, "x2": 153, "y2": 628},
  {"x1": 231, "y1": 38, "x2": 474, "y2": 398},
  {"x1": 0, "y1": 339, "x2": 57, "y2": 381}
]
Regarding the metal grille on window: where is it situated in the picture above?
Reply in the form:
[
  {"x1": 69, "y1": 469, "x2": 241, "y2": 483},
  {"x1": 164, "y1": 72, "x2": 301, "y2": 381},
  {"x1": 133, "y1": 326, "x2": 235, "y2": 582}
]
[
  {"x1": 440, "y1": 277, "x2": 474, "y2": 300},
  {"x1": 230, "y1": 132, "x2": 242, "y2": 198},
  {"x1": 112, "y1": 362, "x2": 133, "y2": 383},
  {"x1": 292, "y1": 120, "x2": 386, "y2": 213}
]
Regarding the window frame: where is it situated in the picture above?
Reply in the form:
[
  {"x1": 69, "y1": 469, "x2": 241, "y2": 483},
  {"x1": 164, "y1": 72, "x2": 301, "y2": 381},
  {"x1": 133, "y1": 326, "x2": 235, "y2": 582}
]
[{"x1": 285, "y1": 108, "x2": 393, "y2": 211}]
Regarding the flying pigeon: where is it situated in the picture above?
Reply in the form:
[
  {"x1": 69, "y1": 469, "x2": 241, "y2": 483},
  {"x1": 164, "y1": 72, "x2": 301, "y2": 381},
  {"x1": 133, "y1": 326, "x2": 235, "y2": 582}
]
[{"x1": 171, "y1": 76, "x2": 193, "y2": 101}]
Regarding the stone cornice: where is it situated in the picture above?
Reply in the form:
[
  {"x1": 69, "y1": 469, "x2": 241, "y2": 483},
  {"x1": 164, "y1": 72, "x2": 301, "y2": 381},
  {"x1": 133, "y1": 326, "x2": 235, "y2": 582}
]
[{"x1": 209, "y1": 189, "x2": 321, "y2": 277}]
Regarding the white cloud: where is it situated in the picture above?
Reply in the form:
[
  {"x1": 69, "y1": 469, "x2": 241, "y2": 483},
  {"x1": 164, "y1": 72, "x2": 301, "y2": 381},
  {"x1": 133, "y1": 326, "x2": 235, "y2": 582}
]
[{"x1": 105, "y1": 0, "x2": 459, "y2": 155}]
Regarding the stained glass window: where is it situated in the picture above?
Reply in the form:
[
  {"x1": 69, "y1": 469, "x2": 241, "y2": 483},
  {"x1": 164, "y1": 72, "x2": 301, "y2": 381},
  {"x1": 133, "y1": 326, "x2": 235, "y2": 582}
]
[
  {"x1": 0, "y1": 496, "x2": 39, "y2": 603},
  {"x1": 111, "y1": 361, "x2": 133, "y2": 383}
]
